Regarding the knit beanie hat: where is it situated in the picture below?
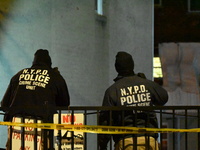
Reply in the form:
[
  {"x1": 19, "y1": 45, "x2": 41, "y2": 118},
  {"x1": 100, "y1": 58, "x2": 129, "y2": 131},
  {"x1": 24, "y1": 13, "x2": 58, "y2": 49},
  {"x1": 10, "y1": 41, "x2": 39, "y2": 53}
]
[
  {"x1": 32, "y1": 49, "x2": 52, "y2": 68},
  {"x1": 115, "y1": 51, "x2": 134, "y2": 76}
]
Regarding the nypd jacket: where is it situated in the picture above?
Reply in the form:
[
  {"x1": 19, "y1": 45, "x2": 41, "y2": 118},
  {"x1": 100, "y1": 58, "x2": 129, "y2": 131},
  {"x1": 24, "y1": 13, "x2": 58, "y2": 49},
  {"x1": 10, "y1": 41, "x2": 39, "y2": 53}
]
[
  {"x1": 98, "y1": 74, "x2": 168, "y2": 149},
  {"x1": 1, "y1": 65, "x2": 70, "y2": 121}
]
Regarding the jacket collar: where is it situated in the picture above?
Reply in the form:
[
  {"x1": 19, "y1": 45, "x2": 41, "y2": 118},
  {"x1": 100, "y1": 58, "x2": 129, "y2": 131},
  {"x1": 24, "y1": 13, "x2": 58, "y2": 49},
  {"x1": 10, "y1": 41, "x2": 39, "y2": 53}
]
[{"x1": 113, "y1": 71, "x2": 135, "y2": 82}]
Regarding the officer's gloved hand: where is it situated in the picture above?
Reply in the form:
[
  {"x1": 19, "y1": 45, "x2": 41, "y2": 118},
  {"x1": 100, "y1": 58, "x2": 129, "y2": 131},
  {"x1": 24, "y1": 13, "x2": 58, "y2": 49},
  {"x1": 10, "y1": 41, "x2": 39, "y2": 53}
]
[{"x1": 137, "y1": 72, "x2": 146, "y2": 79}]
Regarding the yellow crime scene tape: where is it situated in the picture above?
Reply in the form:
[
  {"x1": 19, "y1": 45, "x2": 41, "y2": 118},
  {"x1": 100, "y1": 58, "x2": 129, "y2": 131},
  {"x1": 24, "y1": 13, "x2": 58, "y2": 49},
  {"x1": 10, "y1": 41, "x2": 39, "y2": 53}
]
[{"x1": 0, "y1": 121, "x2": 200, "y2": 134}]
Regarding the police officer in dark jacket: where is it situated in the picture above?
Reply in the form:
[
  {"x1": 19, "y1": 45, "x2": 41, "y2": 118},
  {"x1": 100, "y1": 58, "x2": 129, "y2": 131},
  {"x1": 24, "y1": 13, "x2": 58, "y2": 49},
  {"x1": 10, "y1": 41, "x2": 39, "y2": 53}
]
[
  {"x1": 98, "y1": 51, "x2": 168, "y2": 150},
  {"x1": 1, "y1": 49, "x2": 70, "y2": 150}
]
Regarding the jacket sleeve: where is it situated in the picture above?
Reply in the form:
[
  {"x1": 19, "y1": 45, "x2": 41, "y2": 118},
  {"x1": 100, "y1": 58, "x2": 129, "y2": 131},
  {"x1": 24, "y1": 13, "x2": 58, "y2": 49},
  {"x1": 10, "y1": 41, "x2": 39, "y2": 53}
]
[
  {"x1": 1, "y1": 78, "x2": 17, "y2": 121},
  {"x1": 1, "y1": 83, "x2": 12, "y2": 111},
  {"x1": 1, "y1": 79, "x2": 14, "y2": 111},
  {"x1": 98, "y1": 89, "x2": 114, "y2": 150},
  {"x1": 102, "y1": 88, "x2": 117, "y2": 106},
  {"x1": 98, "y1": 110, "x2": 111, "y2": 150},
  {"x1": 55, "y1": 74, "x2": 70, "y2": 107},
  {"x1": 148, "y1": 80, "x2": 168, "y2": 106}
]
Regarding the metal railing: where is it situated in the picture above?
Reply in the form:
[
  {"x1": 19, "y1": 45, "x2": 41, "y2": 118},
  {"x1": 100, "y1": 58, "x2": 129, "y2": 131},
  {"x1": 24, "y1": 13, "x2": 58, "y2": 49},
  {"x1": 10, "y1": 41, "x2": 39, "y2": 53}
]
[{"x1": 0, "y1": 106, "x2": 200, "y2": 150}]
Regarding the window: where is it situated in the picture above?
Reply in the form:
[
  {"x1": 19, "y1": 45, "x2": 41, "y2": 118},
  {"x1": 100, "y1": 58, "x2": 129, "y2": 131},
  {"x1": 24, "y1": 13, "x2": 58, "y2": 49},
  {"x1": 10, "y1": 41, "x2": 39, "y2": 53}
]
[
  {"x1": 153, "y1": 57, "x2": 163, "y2": 85},
  {"x1": 95, "y1": 0, "x2": 106, "y2": 23},
  {"x1": 188, "y1": 0, "x2": 200, "y2": 12},
  {"x1": 153, "y1": 57, "x2": 163, "y2": 78},
  {"x1": 95, "y1": 0, "x2": 103, "y2": 15}
]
